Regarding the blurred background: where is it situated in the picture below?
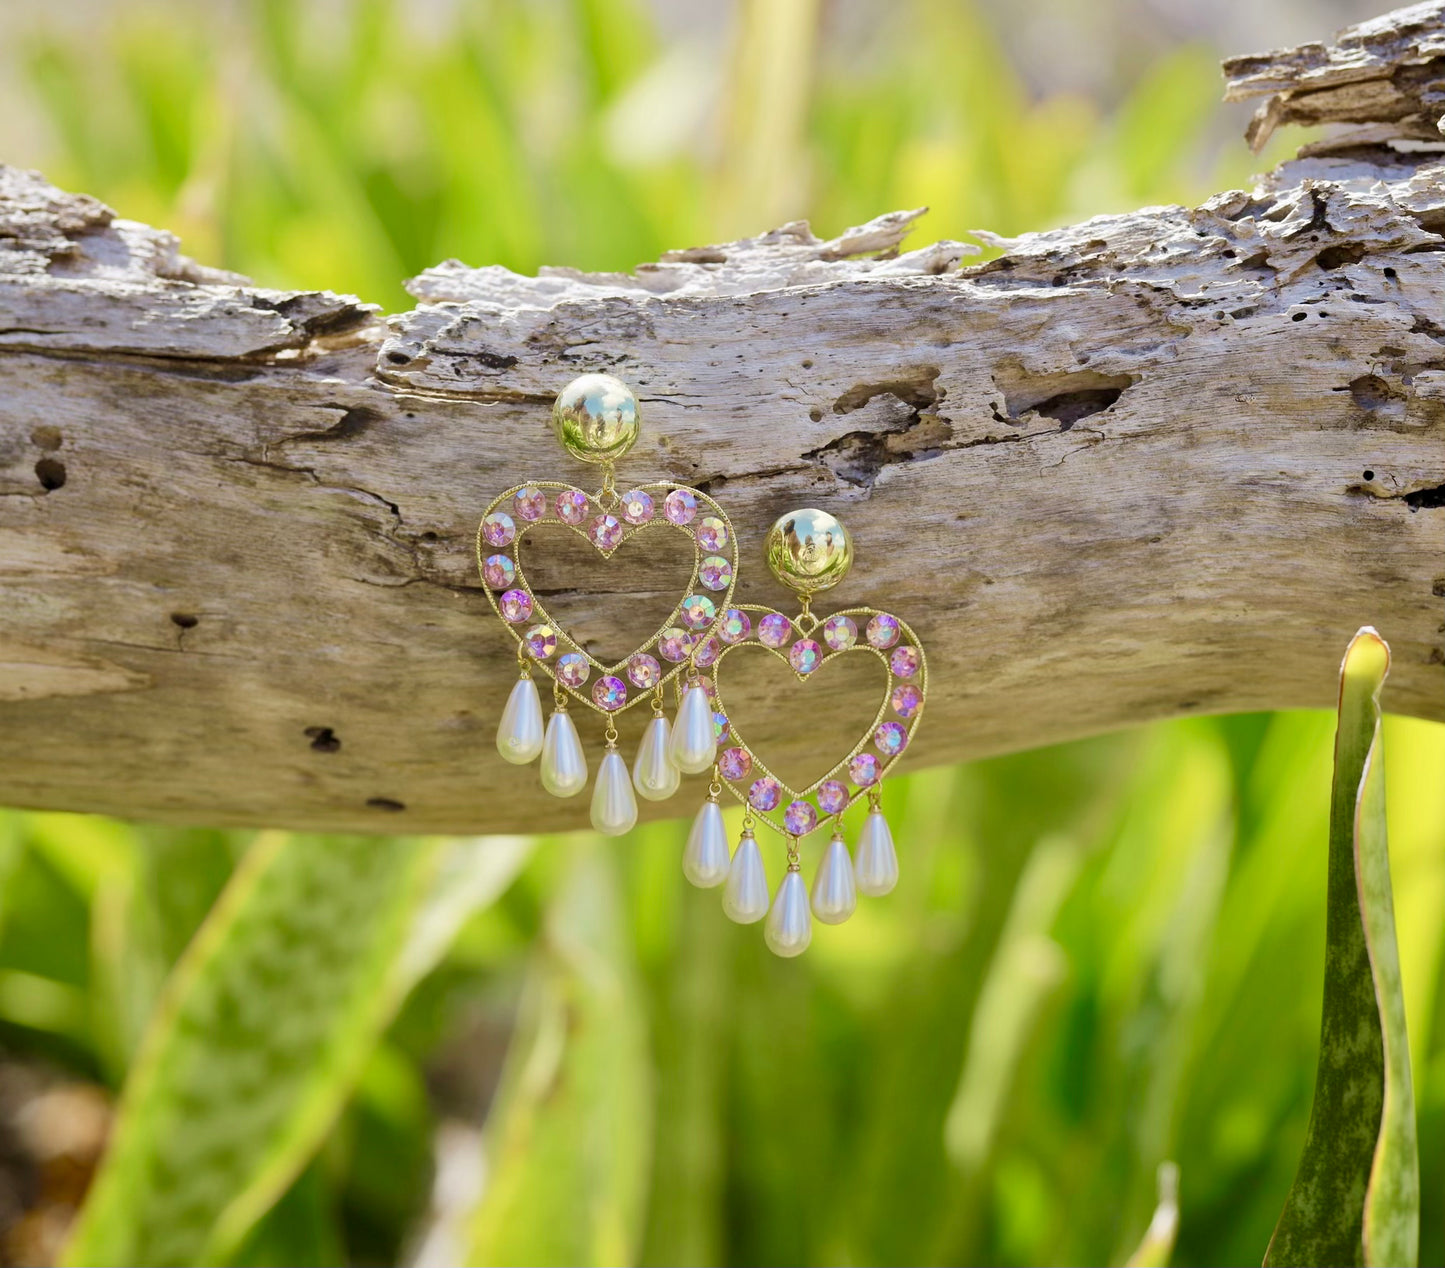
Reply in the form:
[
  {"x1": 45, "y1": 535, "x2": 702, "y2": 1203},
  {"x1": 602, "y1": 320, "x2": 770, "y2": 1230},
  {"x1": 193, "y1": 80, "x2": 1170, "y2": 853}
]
[{"x1": 1, "y1": 1, "x2": 1442, "y2": 1266}]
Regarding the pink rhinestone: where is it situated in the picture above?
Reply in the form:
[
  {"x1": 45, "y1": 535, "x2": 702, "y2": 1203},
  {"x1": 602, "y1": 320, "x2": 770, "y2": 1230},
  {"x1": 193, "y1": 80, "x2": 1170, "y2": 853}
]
[
  {"x1": 696, "y1": 516, "x2": 729, "y2": 552},
  {"x1": 524, "y1": 625, "x2": 557, "y2": 660},
  {"x1": 697, "y1": 678, "x2": 718, "y2": 703},
  {"x1": 874, "y1": 721, "x2": 908, "y2": 756},
  {"x1": 719, "y1": 747, "x2": 751, "y2": 780},
  {"x1": 664, "y1": 489, "x2": 698, "y2": 525},
  {"x1": 589, "y1": 513, "x2": 623, "y2": 550},
  {"x1": 627, "y1": 653, "x2": 661, "y2": 689},
  {"x1": 680, "y1": 595, "x2": 716, "y2": 630},
  {"x1": 713, "y1": 711, "x2": 730, "y2": 741},
  {"x1": 784, "y1": 800, "x2": 818, "y2": 836},
  {"x1": 557, "y1": 653, "x2": 589, "y2": 687},
  {"x1": 866, "y1": 614, "x2": 900, "y2": 648},
  {"x1": 748, "y1": 776, "x2": 781, "y2": 811},
  {"x1": 693, "y1": 636, "x2": 721, "y2": 668},
  {"x1": 555, "y1": 490, "x2": 588, "y2": 525},
  {"x1": 499, "y1": 589, "x2": 533, "y2": 623},
  {"x1": 482, "y1": 554, "x2": 515, "y2": 589},
  {"x1": 513, "y1": 487, "x2": 546, "y2": 521},
  {"x1": 699, "y1": 556, "x2": 732, "y2": 591},
  {"x1": 817, "y1": 781, "x2": 850, "y2": 815},
  {"x1": 482, "y1": 511, "x2": 516, "y2": 547},
  {"x1": 891, "y1": 684, "x2": 923, "y2": 718},
  {"x1": 620, "y1": 489, "x2": 654, "y2": 524},
  {"x1": 849, "y1": 752, "x2": 881, "y2": 786},
  {"x1": 658, "y1": 627, "x2": 695, "y2": 662},
  {"x1": 823, "y1": 615, "x2": 857, "y2": 651},
  {"x1": 789, "y1": 639, "x2": 822, "y2": 674},
  {"x1": 719, "y1": 609, "x2": 752, "y2": 643},
  {"x1": 758, "y1": 613, "x2": 791, "y2": 647},
  {"x1": 592, "y1": 675, "x2": 627, "y2": 711},
  {"x1": 890, "y1": 646, "x2": 921, "y2": 678}
]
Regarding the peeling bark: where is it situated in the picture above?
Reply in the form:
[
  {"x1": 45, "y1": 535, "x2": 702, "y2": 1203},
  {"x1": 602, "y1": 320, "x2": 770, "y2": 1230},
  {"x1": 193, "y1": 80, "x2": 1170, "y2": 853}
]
[{"x1": 0, "y1": 8, "x2": 1442, "y2": 833}]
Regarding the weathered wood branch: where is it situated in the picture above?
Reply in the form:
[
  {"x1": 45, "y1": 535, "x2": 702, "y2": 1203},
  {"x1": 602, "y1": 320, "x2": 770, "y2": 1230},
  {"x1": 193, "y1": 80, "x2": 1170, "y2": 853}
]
[{"x1": 0, "y1": 7, "x2": 1442, "y2": 833}]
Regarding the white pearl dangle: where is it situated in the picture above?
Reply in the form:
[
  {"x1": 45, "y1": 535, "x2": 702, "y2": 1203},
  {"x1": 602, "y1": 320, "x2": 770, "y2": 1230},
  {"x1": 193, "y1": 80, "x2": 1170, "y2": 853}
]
[
  {"x1": 495, "y1": 671, "x2": 544, "y2": 765},
  {"x1": 668, "y1": 679, "x2": 717, "y2": 774},
  {"x1": 682, "y1": 796, "x2": 731, "y2": 887},
  {"x1": 633, "y1": 708, "x2": 680, "y2": 802},
  {"x1": 539, "y1": 705, "x2": 588, "y2": 798},
  {"x1": 590, "y1": 736, "x2": 638, "y2": 836},
  {"x1": 722, "y1": 829, "x2": 771, "y2": 923}
]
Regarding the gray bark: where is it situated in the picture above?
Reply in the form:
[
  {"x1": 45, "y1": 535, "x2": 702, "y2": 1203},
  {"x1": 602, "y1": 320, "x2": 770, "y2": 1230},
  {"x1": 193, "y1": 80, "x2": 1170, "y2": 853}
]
[{"x1": 0, "y1": 4, "x2": 1442, "y2": 832}]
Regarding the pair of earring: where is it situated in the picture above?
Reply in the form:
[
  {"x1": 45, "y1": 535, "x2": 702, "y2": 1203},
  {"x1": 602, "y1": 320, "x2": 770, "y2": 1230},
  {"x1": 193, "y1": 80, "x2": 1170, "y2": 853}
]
[{"x1": 479, "y1": 375, "x2": 926, "y2": 957}]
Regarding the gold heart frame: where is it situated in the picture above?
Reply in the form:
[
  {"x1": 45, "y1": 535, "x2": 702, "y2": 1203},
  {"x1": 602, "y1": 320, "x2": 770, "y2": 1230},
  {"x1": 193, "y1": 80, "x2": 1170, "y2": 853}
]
[
  {"x1": 478, "y1": 480, "x2": 738, "y2": 718},
  {"x1": 706, "y1": 604, "x2": 927, "y2": 837}
]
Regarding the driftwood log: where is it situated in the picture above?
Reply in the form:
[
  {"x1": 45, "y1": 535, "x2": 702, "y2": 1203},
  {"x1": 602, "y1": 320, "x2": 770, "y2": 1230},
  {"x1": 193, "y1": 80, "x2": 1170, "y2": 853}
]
[{"x1": 0, "y1": 7, "x2": 1442, "y2": 833}]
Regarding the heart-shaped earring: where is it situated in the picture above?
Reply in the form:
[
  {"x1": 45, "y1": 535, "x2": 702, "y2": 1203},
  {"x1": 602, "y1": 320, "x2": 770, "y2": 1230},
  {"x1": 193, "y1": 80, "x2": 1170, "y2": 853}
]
[
  {"x1": 682, "y1": 508, "x2": 926, "y2": 958},
  {"x1": 481, "y1": 374, "x2": 734, "y2": 834}
]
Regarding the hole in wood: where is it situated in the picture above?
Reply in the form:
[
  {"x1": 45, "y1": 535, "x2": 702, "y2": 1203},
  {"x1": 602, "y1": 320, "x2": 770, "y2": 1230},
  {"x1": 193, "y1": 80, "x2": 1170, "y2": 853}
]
[
  {"x1": 170, "y1": 613, "x2": 199, "y2": 629},
  {"x1": 304, "y1": 726, "x2": 341, "y2": 753},
  {"x1": 34, "y1": 457, "x2": 66, "y2": 491},
  {"x1": 366, "y1": 797, "x2": 406, "y2": 812}
]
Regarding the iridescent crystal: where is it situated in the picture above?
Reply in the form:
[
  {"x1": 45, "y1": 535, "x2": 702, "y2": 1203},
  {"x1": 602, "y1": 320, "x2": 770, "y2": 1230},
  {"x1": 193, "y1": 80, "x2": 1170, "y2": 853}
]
[
  {"x1": 699, "y1": 556, "x2": 732, "y2": 591},
  {"x1": 481, "y1": 511, "x2": 516, "y2": 547},
  {"x1": 589, "y1": 513, "x2": 624, "y2": 550},
  {"x1": 499, "y1": 589, "x2": 533, "y2": 623},
  {"x1": 658, "y1": 627, "x2": 695, "y2": 662},
  {"x1": 620, "y1": 489, "x2": 654, "y2": 524},
  {"x1": 890, "y1": 646, "x2": 921, "y2": 678},
  {"x1": 719, "y1": 609, "x2": 752, "y2": 643},
  {"x1": 693, "y1": 636, "x2": 720, "y2": 668},
  {"x1": 866, "y1": 613, "x2": 900, "y2": 648},
  {"x1": 663, "y1": 488, "x2": 697, "y2": 525},
  {"x1": 849, "y1": 752, "x2": 881, "y2": 786},
  {"x1": 822, "y1": 615, "x2": 857, "y2": 650},
  {"x1": 874, "y1": 721, "x2": 907, "y2": 756},
  {"x1": 718, "y1": 747, "x2": 751, "y2": 780},
  {"x1": 482, "y1": 554, "x2": 515, "y2": 589},
  {"x1": 696, "y1": 516, "x2": 729, "y2": 551},
  {"x1": 513, "y1": 486, "x2": 546, "y2": 521},
  {"x1": 555, "y1": 489, "x2": 588, "y2": 524},
  {"x1": 817, "y1": 780, "x2": 850, "y2": 815},
  {"x1": 697, "y1": 678, "x2": 718, "y2": 703},
  {"x1": 891, "y1": 684, "x2": 922, "y2": 718},
  {"x1": 713, "y1": 711, "x2": 730, "y2": 741},
  {"x1": 680, "y1": 594, "x2": 716, "y2": 630},
  {"x1": 627, "y1": 653, "x2": 661, "y2": 689},
  {"x1": 592, "y1": 675, "x2": 627, "y2": 711},
  {"x1": 524, "y1": 624, "x2": 558, "y2": 660},
  {"x1": 557, "y1": 652, "x2": 589, "y2": 688},
  {"x1": 748, "y1": 775, "x2": 782, "y2": 811},
  {"x1": 758, "y1": 613, "x2": 791, "y2": 647},
  {"x1": 784, "y1": 800, "x2": 818, "y2": 836},
  {"x1": 789, "y1": 638, "x2": 822, "y2": 674}
]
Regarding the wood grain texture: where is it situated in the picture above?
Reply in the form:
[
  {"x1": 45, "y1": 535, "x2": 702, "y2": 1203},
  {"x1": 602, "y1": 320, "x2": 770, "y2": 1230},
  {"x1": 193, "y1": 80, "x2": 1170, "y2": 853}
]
[{"x1": 0, "y1": 9, "x2": 1442, "y2": 834}]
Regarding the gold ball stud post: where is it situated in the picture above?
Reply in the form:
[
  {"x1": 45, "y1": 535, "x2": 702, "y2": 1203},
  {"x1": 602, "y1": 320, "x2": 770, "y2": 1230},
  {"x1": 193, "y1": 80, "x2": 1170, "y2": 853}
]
[
  {"x1": 551, "y1": 374, "x2": 640, "y2": 464},
  {"x1": 764, "y1": 508, "x2": 853, "y2": 596}
]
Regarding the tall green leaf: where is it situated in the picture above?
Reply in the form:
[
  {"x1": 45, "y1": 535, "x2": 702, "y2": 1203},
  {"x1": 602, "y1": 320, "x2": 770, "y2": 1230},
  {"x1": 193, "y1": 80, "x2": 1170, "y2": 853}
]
[
  {"x1": 63, "y1": 833, "x2": 530, "y2": 1267},
  {"x1": 1264, "y1": 628, "x2": 1419, "y2": 1267},
  {"x1": 465, "y1": 836, "x2": 652, "y2": 1267}
]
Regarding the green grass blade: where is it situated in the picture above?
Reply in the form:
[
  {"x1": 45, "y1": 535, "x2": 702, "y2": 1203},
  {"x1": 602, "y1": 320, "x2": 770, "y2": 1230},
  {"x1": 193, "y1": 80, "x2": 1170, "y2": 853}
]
[
  {"x1": 465, "y1": 836, "x2": 652, "y2": 1267},
  {"x1": 1264, "y1": 628, "x2": 1419, "y2": 1267},
  {"x1": 62, "y1": 833, "x2": 530, "y2": 1267}
]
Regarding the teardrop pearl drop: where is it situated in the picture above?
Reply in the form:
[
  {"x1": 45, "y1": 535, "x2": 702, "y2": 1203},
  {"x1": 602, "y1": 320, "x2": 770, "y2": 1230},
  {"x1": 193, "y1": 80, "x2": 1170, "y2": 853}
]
[
  {"x1": 633, "y1": 716, "x2": 681, "y2": 801},
  {"x1": 668, "y1": 684, "x2": 718, "y2": 775},
  {"x1": 682, "y1": 799, "x2": 730, "y2": 888},
  {"x1": 590, "y1": 749, "x2": 638, "y2": 836},
  {"x1": 811, "y1": 834, "x2": 857, "y2": 924},
  {"x1": 539, "y1": 709, "x2": 588, "y2": 798},
  {"x1": 854, "y1": 809, "x2": 899, "y2": 896},
  {"x1": 722, "y1": 832, "x2": 770, "y2": 924},
  {"x1": 496, "y1": 676, "x2": 544, "y2": 764},
  {"x1": 765, "y1": 870, "x2": 813, "y2": 957}
]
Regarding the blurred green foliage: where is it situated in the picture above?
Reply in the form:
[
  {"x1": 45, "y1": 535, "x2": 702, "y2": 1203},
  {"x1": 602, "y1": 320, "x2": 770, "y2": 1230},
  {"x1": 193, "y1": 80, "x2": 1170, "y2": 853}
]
[{"x1": 1, "y1": 2, "x2": 1443, "y2": 1266}]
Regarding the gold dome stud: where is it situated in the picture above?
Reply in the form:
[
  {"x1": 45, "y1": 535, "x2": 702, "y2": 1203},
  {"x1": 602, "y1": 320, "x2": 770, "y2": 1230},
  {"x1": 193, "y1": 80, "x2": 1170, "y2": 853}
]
[
  {"x1": 551, "y1": 373, "x2": 640, "y2": 464},
  {"x1": 765, "y1": 508, "x2": 854, "y2": 596}
]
